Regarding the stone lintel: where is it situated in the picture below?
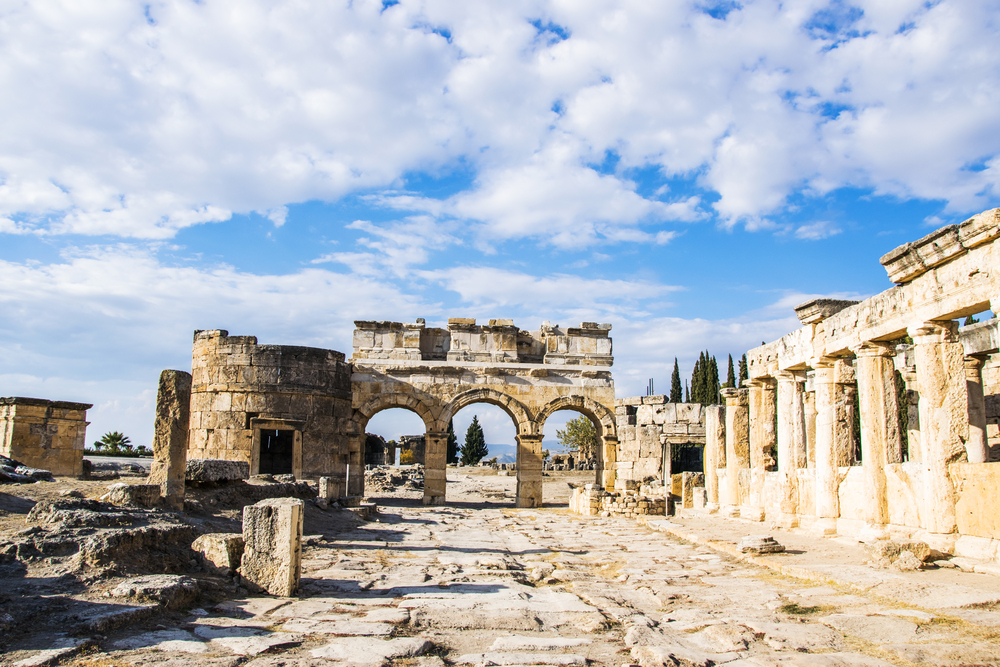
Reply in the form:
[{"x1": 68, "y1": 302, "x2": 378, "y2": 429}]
[
  {"x1": 0, "y1": 397, "x2": 94, "y2": 411},
  {"x1": 794, "y1": 298, "x2": 861, "y2": 324},
  {"x1": 960, "y1": 317, "x2": 999, "y2": 356},
  {"x1": 879, "y1": 210, "x2": 999, "y2": 284}
]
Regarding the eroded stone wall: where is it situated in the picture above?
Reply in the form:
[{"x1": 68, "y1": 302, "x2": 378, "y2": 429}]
[
  {"x1": 614, "y1": 396, "x2": 706, "y2": 483},
  {"x1": 0, "y1": 397, "x2": 91, "y2": 477}
]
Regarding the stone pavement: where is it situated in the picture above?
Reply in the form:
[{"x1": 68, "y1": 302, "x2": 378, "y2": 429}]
[{"x1": 54, "y1": 503, "x2": 1000, "y2": 667}]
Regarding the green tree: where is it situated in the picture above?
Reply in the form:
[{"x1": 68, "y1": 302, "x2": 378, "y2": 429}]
[
  {"x1": 556, "y1": 415, "x2": 598, "y2": 462},
  {"x1": 669, "y1": 358, "x2": 682, "y2": 402},
  {"x1": 738, "y1": 353, "x2": 748, "y2": 388},
  {"x1": 684, "y1": 380, "x2": 689, "y2": 403},
  {"x1": 725, "y1": 354, "x2": 736, "y2": 388},
  {"x1": 460, "y1": 415, "x2": 489, "y2": 466},
  {"x1": 964, "y1": 315, "x2": 980, "y2": 326},
  {"x1": 446, "y1": 419, "x2": 459, "y2": 464},
  {"x1": 92, "y1": 431, "x2": 133, "y2": 455}
]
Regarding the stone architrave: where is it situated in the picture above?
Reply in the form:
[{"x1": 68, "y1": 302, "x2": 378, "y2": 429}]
[
  {"x1": 721, "y1": 388, "x2": 749, "y2": 515},
  {"x1": 909, "y1": 321, "x2": 968, "y2": 536},
  {"x1": 852, "y1": 342, "x2": 901, "y2": 532},
  {"x1": 811, "y1": 358, "x2": 839, "y2": 535},
  {"x1": 704, "y1": 405, "x2": 725, "y2": 509},
  {"x1": 423, "y1": 431, "x2": 448, "y2": 506},
  {"x1": 515, "y1": 433, "x2": 544, "y2": 508},
  {"x1": 147, "y1": 370, "x2": 191, "y2": 510},
  {"x1": 240, "y1": 497, "x2": 304, "y2": 597},
  {"x1": 965, "y1": 355, "x2": 989, "y2": 464}
]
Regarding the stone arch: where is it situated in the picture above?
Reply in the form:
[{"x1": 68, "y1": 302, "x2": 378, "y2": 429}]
[
  {"x1": 535, "y1": 395, "x2": 617, "y2": 439},
  {"x1": 352, "y1": 392, "x2": 441, "y2": 435},
  {"x1": 440, "y1": 388, "x2": 536, "y2": 435}
]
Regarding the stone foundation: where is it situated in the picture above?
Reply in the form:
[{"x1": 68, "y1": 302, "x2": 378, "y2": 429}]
[{"x1": 569, "y1": 484, "x2": 668, "y2": 518}]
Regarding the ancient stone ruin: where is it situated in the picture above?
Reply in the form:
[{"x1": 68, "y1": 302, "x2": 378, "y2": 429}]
[
  {"x1": 700, "y1": 207, "x2": 1000, "y2": 561},
  {"x1": 0, "y1": 397, "x2": 92, "y2": 477}
]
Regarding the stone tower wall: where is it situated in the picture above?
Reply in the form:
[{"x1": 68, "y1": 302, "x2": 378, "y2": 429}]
[{"x1": 188, "y1": 330, "x2": 353, "y2": 478}]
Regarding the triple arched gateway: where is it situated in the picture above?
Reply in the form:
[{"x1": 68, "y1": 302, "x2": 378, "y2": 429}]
[{"x1": 349, "y1": 318, "x2": 618, "y2": 507}]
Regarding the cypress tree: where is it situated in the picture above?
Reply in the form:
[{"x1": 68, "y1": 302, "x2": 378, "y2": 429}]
[
  {"x1": 738, "y1": 354, "x2": 748, "y2": 388},
  {"x1": 684, "y1": 380, "x2": 689, "y2": 403},
  {"x1": 726, "y1": 354, "x2": 736, "y2": 388},
  {"x1": 669, "y1": 358, "x2": 682, "y2": 402},
  {"x1": 460, "y1": 415, "x2": 489, "y2": 466},
  {"x1": 446, "y1": 419, "x2": 458, "y2": 464},
  {"x1": 709, "y1": 355, "x2": 720, "y2": 404}
]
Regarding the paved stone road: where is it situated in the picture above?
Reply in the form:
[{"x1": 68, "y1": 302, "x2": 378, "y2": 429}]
[{"x1": 92, "y1": 503, "x2": 1000, "y2": 667}]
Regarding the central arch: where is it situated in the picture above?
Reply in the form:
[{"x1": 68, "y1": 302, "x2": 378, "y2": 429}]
[{"x1": 441, "y1": 388, "x2": 535, "y2": 435}]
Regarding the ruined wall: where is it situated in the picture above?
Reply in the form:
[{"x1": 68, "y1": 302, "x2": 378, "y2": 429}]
[
  {"x1": 614, "y1": 396, "x2": 706, "y2": 483},
  {"x1": 187, "y1": 330, "x2": 353, "y2": 479},
  {"x1": 0, "y1": 397, "x2": 92, "y2": 476}
]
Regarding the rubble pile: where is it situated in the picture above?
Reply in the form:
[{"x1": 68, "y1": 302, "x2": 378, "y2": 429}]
[
  {"x1": 364, "y1": 465, "x2": 424, "y2": 493},
  {"x1": 0, "y1": 454, "x2": 54, "y2": 484},
  {"x1": 86, "y1": 459, "x2": 149, "y2": 480}
]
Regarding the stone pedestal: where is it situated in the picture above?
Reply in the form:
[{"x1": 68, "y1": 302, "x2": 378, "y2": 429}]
[
  {"x1": 423, "y1": 431, "x2": 448, "y2": 505},
  {"x1": 148, "y1": 370, "x2": 192, "y2": 510},
  {"x1": 721, "y1": 388, "x2": 749, "y2": 515},
  {"x1": 240, "y1": 497, "x2": 304, "y2": 597},
  {"x1": 516, "y1": 434, "x2": 544, "y2": 508},
  {"x1": 704, "y1": 405, "x2": 725, "y2": 510},
  {"x1": 853, "y1": 342, "x2": 901, "y2": 529},
  {"x1": 910, "y1": 321, "x2": 967, "y2": 535}
]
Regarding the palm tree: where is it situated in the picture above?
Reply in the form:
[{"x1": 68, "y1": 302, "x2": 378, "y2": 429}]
[{"x1": 94, "y1": 431, "x2": 133, "y2": 454}]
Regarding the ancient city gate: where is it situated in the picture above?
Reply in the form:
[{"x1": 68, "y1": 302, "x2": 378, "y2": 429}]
[{"x1": 349, "y1": 318, "x2": 618, "y2": 507}]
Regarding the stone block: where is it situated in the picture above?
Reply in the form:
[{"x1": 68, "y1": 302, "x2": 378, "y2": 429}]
[
  {"x1": 147, "y1": 370, "x2": 192, "y2": 510},
  {"x1": 186, "y1": 459, "x2": 250, "y2": 483},
  {"x1": 106, "y1": 483, "x2": 161, "y2": 508},
  {"x1": 192, "y1": 533, "x2": 245, "y2": 576},
  {"x1": 241, "y1": 498, "x2": 304, "y2": 597},
  {"x1": 692, "y1": 487, "x2": 707, "y2": 509},
  {"x1": 738, "y1": 535, "x2": 785, "y2": 554}
]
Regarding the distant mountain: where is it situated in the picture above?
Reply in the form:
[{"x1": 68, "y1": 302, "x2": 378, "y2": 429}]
[{"x1": 486, "y1": 443, "x2": 516, "y2": 463}]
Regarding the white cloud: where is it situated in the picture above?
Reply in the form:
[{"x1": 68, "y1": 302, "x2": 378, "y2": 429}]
[
  {"x1": 794, "y1": 220, "x2": 842, "y2": 240},
  {"x1": 1, "y1": 0, "x2": 996, "y2": 242}
]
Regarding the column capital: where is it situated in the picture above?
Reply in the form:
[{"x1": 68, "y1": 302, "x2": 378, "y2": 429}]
[
  {"x1": 425, "y1": 431, "x2": 448, "y2": 439},
  {"x1": 908, "y1": 320, "x2": 959, "y2": 344},
  {"x1": 721, "y1": 387, "x2": 748, "y2": 406},
  {"x1": 809, "y1": 355, "x2": 838, "y2": 370},
  {"x1": 775, "y1": 370, "x2": 806, "y2": 383},
  {"x1": 851, "y1": 341, "x2": 895, "y2": 358},
  {"x1": 515, "y1": 433, "x2": 544, "y2": 442}
]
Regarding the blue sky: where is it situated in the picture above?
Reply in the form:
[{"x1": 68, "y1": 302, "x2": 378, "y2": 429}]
[{"x1": 2, "y1": 0, "x2": 999, "y2": 449}]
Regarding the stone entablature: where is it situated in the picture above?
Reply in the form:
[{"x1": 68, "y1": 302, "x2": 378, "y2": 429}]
[
  {"x1": 0, "y1": 397, "x2": 92, "y2": 477},
  {"x1": 187, "y1": 330, "x2": 353, "y2": 479},
  {"x1": 716, "y1": 207, "x2": 1000, "y2": 562},
  {"x1": 350, "y1": 319, "x2": 618, "y2": 508},
  {"x1": 352, "y1": 318, "x2": 613, "y2": 366}
]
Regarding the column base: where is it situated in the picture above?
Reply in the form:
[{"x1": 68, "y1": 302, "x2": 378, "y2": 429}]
[
  {"x1": 857, "y1": 523, "x2": 890, "y2": 542},
  {"x1": 810, "y1": 517, "x2": 838, "y2": 536},
  {"x1": 773, "y1": 512, "x2": 799, "y2": 529},
  {"x1": 740, "y1": 506, "x2": 765, "y2": 522},
  {"x1": 422, "y1": 493, "x2": 446, "y2": 506}
]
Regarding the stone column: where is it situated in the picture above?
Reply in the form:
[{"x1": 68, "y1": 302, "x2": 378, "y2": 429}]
[
  {"x1": 704, "y1": 405, "x2": 726, "y2": 511},
  {"x1": 148, "y1": 370, "x2": 192, "y2": 511},
  {"x1": 347, "y1": 433, "x2": 365, "y2": 497},
  {"x1": 852, "y1": 342, "x2": 902, "y2": 534},
  {"x1": 423, "y1": 430, "x2": 448, "y2": 505},
  {"x1": 598, "y1": 434, "x2": 618, "y2": 490},
  {"x1": 516, "y1": 433, "x2": 544, "y2": 508},
  {"x1": 721, "y1": 388, "x2": 749, "y2": 517},
  {"x1": 744, "y1": 379, "x2": 775, "y2": 522},
  {"x1": 811, "y1": 358, "x2": 839, "y2": 535},
  {"x1": 240, "y1": 497, "x2": 304, "y2": 597},
  {"x1": 909, "y1": 321, "x2": 967, "y2": 537},
  {"x1": 803, "y1": 384, "x2": 817, "y2": 468},
  {"x1": 775, "y1": 372, "x2": 805, "y2": 527},
  {"x1": 966, "y1": 355, "x2": 990, "y2": 464}
]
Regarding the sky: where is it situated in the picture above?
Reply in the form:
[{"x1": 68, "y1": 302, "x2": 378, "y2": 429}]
[{"x1": 2, "y1": 0, "x2": 1000, "y2": 450}]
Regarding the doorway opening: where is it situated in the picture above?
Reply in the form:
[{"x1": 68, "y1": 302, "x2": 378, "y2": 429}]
[{"x1": 259, "y1": 429, "x2": 294, "y2": 475}]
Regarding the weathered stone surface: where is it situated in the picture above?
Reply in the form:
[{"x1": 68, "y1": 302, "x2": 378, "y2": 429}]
[
  {"x1": 105, "y1": 483, "x2": 161, "y2": 508},
  {"x1": 186, "y1": 459, "x2": 250, "y2": 483},
  {"x1": 0, "y1": 397, "x2": 92, "y2": 478},
  {"x1": 310, "y1": 637, "x2": 432, "y2": 664},
  {"x1": 738, "y1": 535, "x2": 785, "y2": 554},
  {"x1": 821, "y1": 614, "x2": 918, "y2": 644},
  {"x1": 864, "y1": 540, "x2": 931, "y2": 567},
  {"x1": 110, "y1": 574, "x2": 199, "y2": 610},
  {"x1": 240, "y1": 497, "x2": 304, "y2": 597},
  {"x1": 192, "y1": 532, "x2": 244, "y2": 575},
  {"x1": 147, "y1": 369, "x2": 191, "y2": 510}
]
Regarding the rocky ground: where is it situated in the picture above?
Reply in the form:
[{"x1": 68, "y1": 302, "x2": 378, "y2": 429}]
[{"x1": 4, "y1": 470, "x2": 1000, "y2": 666}]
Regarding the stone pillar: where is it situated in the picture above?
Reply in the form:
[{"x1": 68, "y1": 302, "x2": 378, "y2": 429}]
[
  {"x1": 240, "y1": 497, "x2": 304, "y2": 597},
  {"x1": 910, "y1": 321, "x2": 968, "y2": 536},
  {"x1": 803, "y1": 385, "x2": 817, "y2": 468},
  {"x1": 811, "y1": 358, "x2": 839, "y2": 535},
  {"x1": 598, "y1": 434, "x2": 617, "y2": 490},
  {"x1": 744, "y1": 378, "x2": 775, "y2": 522},
  {"x1": 516, "y1": 433, "x2": 544, "y2": 508},
  {"x1": 721, "y1": 388, "x2": 749, "y2": 516},
  {"x1": 148, "y1": 370, "x2": 192, "y2": 511},
  {"x1": 704, "y1": 405, "x2": 726, "y2": 511},
  {"x1": 852, "y1": 342, "x2": 901, "y2": 534},
  {"x1": 775, "y1": 372, "x2": 805, "y2": 527},
  {"x1": 423, "y1": 430, "x2": 448, "y2": 506},
  {"x1": 347, "y1": 433, "x2": 365, "y2": 497},
  {"x1": 965, "y1": 355, "x2": 989, "y2": 464}
]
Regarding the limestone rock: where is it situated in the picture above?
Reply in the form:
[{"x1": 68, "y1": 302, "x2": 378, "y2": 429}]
[
  {"x1": 186, "y1": 459, "x2": 250, "y2": 483},
  {"x1": 864, "y1": 540, "x2": 930, "y2": 569},
  {"x1": 240, "y1": 497, "x2": 303, "y2": 597},
  {"x1": 192, "y1": 533, "x2": 244, "y2": 576},
  {"x1": 110, "y1": 575, "x2": 199, "y2": 610},
  {"x1": 105, "y1": 483, "x2": 161, "y2": 508},
  {"x1": 738, "y1": 535, "x2": 785, "y2": 554},
  {"x1": 310, "y1": 637, "x2": 432, "y2": 665},
  {"x1": 147, "y1": 370, "x2": 191, "y2": 510}
]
